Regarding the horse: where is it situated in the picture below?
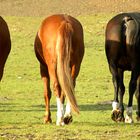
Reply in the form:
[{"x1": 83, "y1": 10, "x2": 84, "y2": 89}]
[
  {"x1": 0, "y1": 16, "x2": 11, "y2": 81},
  {"x1": 105, "y1": 12, "x2": 140, "y2": 123},
  {"x1": 34, "y1": 14, "x2": 84, "y2": 126}
]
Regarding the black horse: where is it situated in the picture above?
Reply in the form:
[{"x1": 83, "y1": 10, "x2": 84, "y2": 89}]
[
  {"x1": 105, "y1": 12, "x2": 140, "y2": 123},
  {"x1": 0, "y1": 17, "x2": 11, "y2": 81}
]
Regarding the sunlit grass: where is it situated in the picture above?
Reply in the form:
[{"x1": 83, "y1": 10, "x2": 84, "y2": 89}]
[{"x1": 0, "y1": 14, "x2": 139, "y2": 140}]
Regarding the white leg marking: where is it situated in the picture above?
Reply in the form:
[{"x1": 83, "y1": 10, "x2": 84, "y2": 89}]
[
  {"x1": 56, "y1": 97, "x2": 64, "y2": 126},
  {"x1": 125, "y1": 107, "x2": 133, "y2": 123},
  {"x1": 64, "y1": 102, "x2": 71, "y2": 117},
  {"x1": 112, "y1": 101, "x2": 119, "y2": 111}
]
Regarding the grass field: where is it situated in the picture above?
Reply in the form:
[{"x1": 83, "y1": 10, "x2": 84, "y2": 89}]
[
  {"x1": 1, "y1": 1, "x2": 140, "y2": 140},
  {"x1": 0, "y1": 14, "x2": 140, "y2": 140}
]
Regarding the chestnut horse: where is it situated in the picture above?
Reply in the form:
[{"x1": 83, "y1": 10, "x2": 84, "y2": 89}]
[
  {"x1": 105, "y1": 12, "x2": 140, "y2": 123},
  {"x1": 34, "y1": 14, "x2": 84, "y2": 125},
  {"x1": 0, "y1": 16, "x2": 11, "y2": 81}
]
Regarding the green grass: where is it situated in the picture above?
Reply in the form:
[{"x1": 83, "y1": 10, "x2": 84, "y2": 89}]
[{"x1": 0, "y1": 14, "x2": 140, "y2": 140}]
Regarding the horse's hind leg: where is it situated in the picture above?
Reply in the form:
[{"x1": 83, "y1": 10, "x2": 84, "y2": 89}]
[
  {"x1": 40, "y1": 64, "x2": 52, "y2": 123},
  {"x1": 125, "y1": 70, "x2": 139, "y2": 123},
  {"x1": 109, "y1": 63, "x2": 119, "y2": 121},
  {"x1": 110, "y1": 65, "x2": 125, "y2": 122},
  {"x1": 135, "y1": 77, "x2": 140, "y2": 121},
  {"x1": 54, "y1": 82, "x2": 65, "y2": 126},
  {"x1": 64, "y1": 101, "x2": 73, "y2": 124},
  {"x1": 48, "y1": 64, "x2": 65, "y2": 125},
  {"x1": 63, "y1": 64, "x2": 78, "y2": 124},
  {"x1": 117, "y1": 69, "x2": 125, "y2": 122}
]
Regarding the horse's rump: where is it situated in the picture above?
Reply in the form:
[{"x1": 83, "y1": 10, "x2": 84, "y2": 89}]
[
  {"x1": 105, "y1": 12, "x2": 140, "y2": 68},
  {"x1": 123, "y1": 13, "x2": 140, "y2": 49}
]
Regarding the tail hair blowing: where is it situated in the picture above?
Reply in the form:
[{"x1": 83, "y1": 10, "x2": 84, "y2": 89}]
[{"x1": 56, "y1": 20, "x2": 79, "y2": 114}]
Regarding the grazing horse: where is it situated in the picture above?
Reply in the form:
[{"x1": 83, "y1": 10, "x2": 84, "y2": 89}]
[
  {"x1": 34, "y1": 14, "x2": 84, "y2": 125},
  {"x1": 105, "y1": 12, "x2": 140, "y2": 123},
  {"x1": 0, "y1": 16, "x2": 11, "y2": 81}
]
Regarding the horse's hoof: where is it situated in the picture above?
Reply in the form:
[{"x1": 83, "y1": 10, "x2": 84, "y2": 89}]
[
  {"x1": 56, "y1": 116, "x2": 65, "y2": 126},
  {"x1": 64, "y1": 115, "x2": 73, "y2": 125},
  {"x1": 56, "y1": 121, "x2": 64, "y2": 126},
  {"x1": 111, "y1": 110, "x2": 124, "y2": 122},
  {"x1": 125, "y1": 114, "x2": 133, "y2": 123},
  {"x1": 44, "y1": 116, "x2": 52, "y2": 124},
  {"x1": 117, "y1": 116, "x2": 125, "y2": 122},
  {"x1": 136, "y1": 111, "x2": 140, "y2": 121},
  {"x1": 136, "y1": 116, "x2": 140, "y2": 121}
]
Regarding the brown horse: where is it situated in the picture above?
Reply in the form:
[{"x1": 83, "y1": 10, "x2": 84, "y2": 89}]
[
  {"x1": 105, "y1": 12, "x2": 140, "y2": 123},
  {"x1": 0, "y1": 16, "x2": 11, "y2": 81},
  {"x1": 34, "y1": 14, "x2": 84, "y2": 125}
]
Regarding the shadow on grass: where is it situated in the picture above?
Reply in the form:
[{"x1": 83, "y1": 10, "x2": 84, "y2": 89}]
[
  {"x1": 79, "y1": 104, "x2": 111, "y2": 111},
  {"x1": 0, "y1": 103, "x2": 111, "y2": 112},
  {"x1": 26, "y1": 100, "x2": 113, "y2": 111},
  {"x1": 1, "y1": 119, "x2": 140, "y2": 127},
  {"x1": 0, "y1": 101, "x2": 137, "y2": 112},
  {"x1": 30, "y1": 103, "x2": 112, "y2": 111}
]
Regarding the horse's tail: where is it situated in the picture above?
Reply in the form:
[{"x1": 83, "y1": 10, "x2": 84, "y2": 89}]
[
  {"x1": 56, "y1": 20, "x2": 79, "y2": 114},
  {"x1": 123, "y1": 14, "x2": 140, "y2": 49}
]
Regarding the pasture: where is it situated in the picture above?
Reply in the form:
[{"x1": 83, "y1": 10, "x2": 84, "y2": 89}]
[{"x1": 1, "y1": 1, "x2": 140, "y2": 139}]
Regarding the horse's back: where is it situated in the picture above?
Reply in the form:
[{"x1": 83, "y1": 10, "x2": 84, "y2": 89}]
[{"x1": 0, "y1": 16, "x2": 11, "y2": 80}]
